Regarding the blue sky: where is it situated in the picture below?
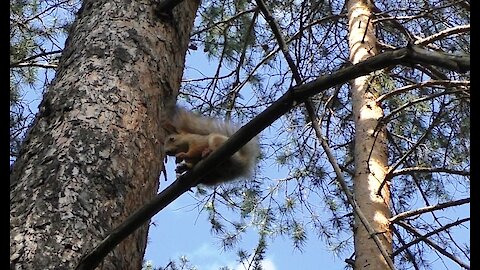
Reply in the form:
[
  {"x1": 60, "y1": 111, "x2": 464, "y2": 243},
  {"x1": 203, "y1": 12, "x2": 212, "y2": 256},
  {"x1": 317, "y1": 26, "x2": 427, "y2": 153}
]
[
  {"x1": 144, "y1": 161, "x2": 469, "y2": 270},
  {"x1": 143, "y1": 160, "x2": 350, "y2": 270}
]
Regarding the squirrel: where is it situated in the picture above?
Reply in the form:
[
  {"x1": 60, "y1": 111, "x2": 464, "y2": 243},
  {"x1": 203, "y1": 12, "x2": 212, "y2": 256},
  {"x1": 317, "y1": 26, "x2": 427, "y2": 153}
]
[{"x1": 162, "y1": 106, "x2": 260, "y2": 186}]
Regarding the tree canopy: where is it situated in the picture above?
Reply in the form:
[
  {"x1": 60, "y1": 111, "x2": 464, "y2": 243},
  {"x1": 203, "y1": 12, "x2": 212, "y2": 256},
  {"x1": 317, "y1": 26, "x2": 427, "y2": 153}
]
[{"x1": 10, "y1": 0, "x2": 470, "y2": 269}]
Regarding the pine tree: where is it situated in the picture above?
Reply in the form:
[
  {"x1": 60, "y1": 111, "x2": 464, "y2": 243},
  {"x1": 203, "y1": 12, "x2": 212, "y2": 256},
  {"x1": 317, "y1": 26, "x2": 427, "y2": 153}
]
[{"x1": 10, "y1": 0, "x2": 470, "y2": 269}]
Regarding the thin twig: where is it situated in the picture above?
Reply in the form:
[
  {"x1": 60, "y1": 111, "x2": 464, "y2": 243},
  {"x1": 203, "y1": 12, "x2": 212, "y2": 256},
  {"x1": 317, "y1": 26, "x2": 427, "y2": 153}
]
[
  {"x1": 10, "y1": 49, "x2": 62, "y2": 67},
  {"x1": 392, "y1": 226, "x2": 421, "y2": 270}
]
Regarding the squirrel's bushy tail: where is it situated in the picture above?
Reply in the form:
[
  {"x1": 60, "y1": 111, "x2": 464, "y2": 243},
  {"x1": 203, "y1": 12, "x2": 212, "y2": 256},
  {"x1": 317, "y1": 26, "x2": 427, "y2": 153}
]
[{"x1": 172, "y1": 107, "x2": 238, "y2": 135}]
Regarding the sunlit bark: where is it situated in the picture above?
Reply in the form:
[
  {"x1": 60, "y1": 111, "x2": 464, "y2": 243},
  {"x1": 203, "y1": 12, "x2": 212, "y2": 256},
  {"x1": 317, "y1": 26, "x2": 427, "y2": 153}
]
[{"x1": 347, "y1": 0, "x2": 392, "y2": 269}]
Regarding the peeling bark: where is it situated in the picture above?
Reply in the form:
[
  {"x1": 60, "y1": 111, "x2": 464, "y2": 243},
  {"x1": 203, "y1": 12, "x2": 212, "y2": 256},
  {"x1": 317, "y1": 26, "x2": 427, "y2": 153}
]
[
  {"x1": 347, "y1": 0, "x2": 392, "y2": 269},
  {"x1": 10, "y1": 0, "x2": 200, "y2": 269}
]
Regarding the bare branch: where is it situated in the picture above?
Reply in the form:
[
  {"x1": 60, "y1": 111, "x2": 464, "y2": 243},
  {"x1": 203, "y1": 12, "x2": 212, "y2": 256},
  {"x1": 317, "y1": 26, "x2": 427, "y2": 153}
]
[
  {"x1": 392, "y1": 226, "x2": 421, "y2": 270},
  {"x1": 376, "y1": 80, "x2": 470, "y2": 103},
  {"x1": 226, "y1": 9, "x2": 260, "y2": 115},
  {"x1": 391, "y1": 167, "x2": 469, "y2": 178},
  {"x1": 11, "y1": 62, "x2": 59, "y2": 69},
  {"x1": 10, "y1": 49, "x2": 62, "y2": 67},
  {"x1": 396, "y1": 219, "x2": 470, "y2": 269},
  {"x1": 390, "y1": 198, "x2": 470, "y2": 223},
  {"x1": 191, "y1": 8, "x2": 257, "y2": 36},
  {"x1": 415, "y1": 24, "x2": 470, "y2": 46}
]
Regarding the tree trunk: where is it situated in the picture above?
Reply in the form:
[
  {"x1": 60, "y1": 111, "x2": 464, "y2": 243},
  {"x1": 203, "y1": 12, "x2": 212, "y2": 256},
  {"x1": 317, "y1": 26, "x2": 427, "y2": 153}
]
[
  {"x1": 10, "y1": 0, "x2": 200, "y2": 269},
  {"x1": 346, "y1": 0, "x2": 392, "y2": 269}
]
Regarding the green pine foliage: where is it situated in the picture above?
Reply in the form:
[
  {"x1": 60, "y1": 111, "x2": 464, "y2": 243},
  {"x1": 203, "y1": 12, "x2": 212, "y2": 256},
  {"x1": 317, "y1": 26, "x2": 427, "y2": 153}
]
[
  {"x1": 182, "y1": 1, "x2": 470, "y2": 269},
  {"x1": 10, "y1": 0, "x2": 80, "y2": 160}
]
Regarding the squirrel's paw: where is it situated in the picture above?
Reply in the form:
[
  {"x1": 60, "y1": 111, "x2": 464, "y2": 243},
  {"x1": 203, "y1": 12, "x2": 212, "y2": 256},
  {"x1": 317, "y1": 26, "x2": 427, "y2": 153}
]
[
  {"x1": 175, "y1": 163, "x2": 188, "y2": 173},
  {"x1": 175, "y1": 161, "x2": 194, "y2": 174}
]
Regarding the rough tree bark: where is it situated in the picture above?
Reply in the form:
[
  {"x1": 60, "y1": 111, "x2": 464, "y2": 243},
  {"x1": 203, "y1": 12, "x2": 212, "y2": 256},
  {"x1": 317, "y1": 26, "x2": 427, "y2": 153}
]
[
  {"x1": 10, "y1": 0, "x2": 200, "y2": 269},
  {"x1": 347, "y1": 0, "x2": 392, "y2": 269}
]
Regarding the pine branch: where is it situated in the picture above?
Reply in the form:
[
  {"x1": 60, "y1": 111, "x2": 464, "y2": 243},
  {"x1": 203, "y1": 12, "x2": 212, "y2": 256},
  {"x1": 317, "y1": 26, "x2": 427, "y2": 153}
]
[
  {"x1": 390, "y1": 198, "x2": 470, "y2": 223},
  {"x1": 10, "y1": 50, "x2": 62, "y2": 67},
  {"x1": 376, "y1": 80, "x2": 470, "y2": 103},
  {"x1": 391, "y1": 167, "x2": 470, "y2": 178},
  {"x1": 415, "y1": 24, "x2": 470, "y2": 46},
  {"x1": 396, "y1": 219, "x2": 470, "y2": 269},
  {"x1": 227, "y1": 9, "x2": 260, "y2": 114},
  {"x1": 392, "y1": 226, "x2": 421, "y2": 270},
  {"x1": 256, "y1": 0, "x2": 396, "y2": 267},
  {"x1": 191, "y1": 7, "x2": 257, "y2": 36},
  {"x1": 378, "y1": 107, "x2": 444, "y2": 194}
]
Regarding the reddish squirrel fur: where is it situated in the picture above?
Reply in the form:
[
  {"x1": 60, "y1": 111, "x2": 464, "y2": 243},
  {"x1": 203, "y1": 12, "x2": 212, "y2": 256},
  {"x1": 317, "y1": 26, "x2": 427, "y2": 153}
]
[{"x1": 163, "y1": 107, "x2": 260, "y2": 186}]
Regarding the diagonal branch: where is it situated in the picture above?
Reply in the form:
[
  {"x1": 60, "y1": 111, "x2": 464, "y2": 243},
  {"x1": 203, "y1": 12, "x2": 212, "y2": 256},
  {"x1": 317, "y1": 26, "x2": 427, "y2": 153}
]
[
  {"x1": 10, "y1": 49, "x2": 62, "y2": 67},
  {"x1": 414, "y1": 24, "x2": 470, "y2": 46},
  {"x1": 376, "y1": 80, "x2": 470, "y2": 103},
  {"x1": 408, "y1": 45, "x2": 469, "y2": 73},
  {"x1": 191, "y1": 7, "x2": 257, "y2": 36},
  {"x1": 11, "y1": 62, "x2": 59, "y2": 69},
  {"x1": 396, "y1": 219, "x2": 470, "y2": 269},
  {"x1": 382, "y1": 90, "x2": 464, "y2": 126},
  {"x1": 390, "y1": 198, "x2": 470, "y2": 223},
  {"x1": 226, "y1": 8, "x2": 260, "y2": 115},
  {"x1": 392, "y1": 226, "x2": 421, "y2": 270},
  {"x1": 378, "y1": 107, "x2": 444, "y2": 194},
  {"x1": 75, "y1": 44, "x2": 470, "y2": 270}
]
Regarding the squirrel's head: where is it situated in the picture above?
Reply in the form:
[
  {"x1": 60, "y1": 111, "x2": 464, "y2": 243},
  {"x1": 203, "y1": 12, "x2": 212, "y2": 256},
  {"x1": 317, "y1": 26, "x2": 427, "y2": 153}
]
[{"x1": 164, "y1": 135, "x2": 179, "y2": 156}]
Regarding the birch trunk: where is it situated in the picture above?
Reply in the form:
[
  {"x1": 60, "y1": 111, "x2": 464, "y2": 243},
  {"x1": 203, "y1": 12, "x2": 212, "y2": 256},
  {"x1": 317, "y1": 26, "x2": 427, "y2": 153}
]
[
  {"x1": 347, "y1": 0, "x2": 392, "y2": 269},
  {"x1": 10, "y1": 0, "x2": 200, "y2": 269}
]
